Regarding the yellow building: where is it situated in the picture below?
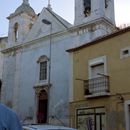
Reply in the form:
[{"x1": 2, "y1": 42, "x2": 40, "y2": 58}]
[{"x1": 67, "y1": 27, "x2": 130, "y2": 130}]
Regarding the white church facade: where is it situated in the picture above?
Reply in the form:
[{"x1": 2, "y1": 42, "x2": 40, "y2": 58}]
[
  {"x1": 0, "y1": 37, "x2": 7, "y2": 100},
  {"x1": 1, "y1": 0, "x2": 116, "y2": 126}
]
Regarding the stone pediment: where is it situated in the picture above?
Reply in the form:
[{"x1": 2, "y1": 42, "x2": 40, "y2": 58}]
[{"x1": 24, "y1": 8, "x2": 72, "y2": 42}]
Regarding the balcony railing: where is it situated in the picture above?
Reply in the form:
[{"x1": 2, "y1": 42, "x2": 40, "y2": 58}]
[{"x1": 84, "y1": 76, "x2": 110, "y2": 97}]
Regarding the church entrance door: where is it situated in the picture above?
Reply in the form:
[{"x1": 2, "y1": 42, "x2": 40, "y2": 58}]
[{"x1": 37, "y1": 90, "x2": 48, "y2": 124}]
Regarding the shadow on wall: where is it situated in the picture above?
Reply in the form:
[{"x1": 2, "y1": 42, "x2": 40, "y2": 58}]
[
  {"x1": 0, "y1": 79, "x2": 2, "y2": 100},
  {"x1": 0, "y1": 79, "x2": 2, "y2": 94},
  {"x1": 0, "y1": 79, "x2": 1, "y2": 88}
]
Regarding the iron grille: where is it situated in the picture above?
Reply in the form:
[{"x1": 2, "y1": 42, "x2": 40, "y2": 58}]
[{"x1": 84, "y1": 76, "x2": 109, "y2": 96}]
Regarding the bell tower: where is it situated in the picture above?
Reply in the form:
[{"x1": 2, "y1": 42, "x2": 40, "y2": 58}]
[
  {"x1": 7, "y1": 0, "x2": 37, "y2": 46},
  {"x1": 74, "y1": 0, "x2": 115, "y2": 26}
]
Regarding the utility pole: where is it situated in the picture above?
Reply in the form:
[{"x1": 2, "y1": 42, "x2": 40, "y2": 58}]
[{"x1": 42, "y1": 19, "x2": 52, "y2": 123}]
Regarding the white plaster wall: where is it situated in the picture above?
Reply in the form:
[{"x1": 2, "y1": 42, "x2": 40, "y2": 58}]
[
  {"x1": 0, "y1": 38, "x2": 7, "y2": 79},
  {"x1": 2, "y1": 31, "x2": 74, "y2": 123},
  {"x1": 2, "y1": 54, "x2": 16, "y2": 105},
  {"x1": 18, "y1": 29, "x2": 88, "y2": 123},
  {"x1": 0, "y1": 37, "x2": 7, "y2": 103},
  {"x1": 0, "y1": 49, "x2": 3, "y2": 79},
  {"x1": 25, "y1": 8, "x2": 69, "y2": 42}
]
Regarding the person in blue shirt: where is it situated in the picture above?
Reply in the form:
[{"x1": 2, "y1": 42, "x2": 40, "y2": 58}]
[
  {"x1": 0, "y1": 79, "x2": 22, "y2": 130},
  {"x1": 0, "y1": 103, "x2": 23, "y2": 130}
]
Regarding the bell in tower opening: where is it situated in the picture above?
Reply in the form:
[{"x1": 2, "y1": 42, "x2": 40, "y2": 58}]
[{"x1": 83, "y1": 0, "x2": 91, "y2": 17}]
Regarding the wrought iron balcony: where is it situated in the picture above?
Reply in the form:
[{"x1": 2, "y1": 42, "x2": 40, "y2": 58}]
[{"x1": 84, "y1": 76, "x2": 110, "y2": 97}]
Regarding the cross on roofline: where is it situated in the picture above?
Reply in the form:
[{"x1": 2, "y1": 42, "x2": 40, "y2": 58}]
[
  {"x1": 23, "y1": 0, "x2": 29, "y2": 5},
  {"x1": 48, "y1": 0, "x2": 52, "y2": 10}
]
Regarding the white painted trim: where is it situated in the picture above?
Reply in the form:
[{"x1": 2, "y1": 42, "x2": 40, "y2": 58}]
[
  {"x1": 120, "y1": 46, "x2": 130, "y2": 59},
  {"x1": 88, "y1": 56, "x2": 107, "y2": 79},
  {"x1": 69, "y1": 53, "x2": 74, "y2": 102},
  {"x1": 124, "y1": 100, "x2": 130, "y2": 130}
]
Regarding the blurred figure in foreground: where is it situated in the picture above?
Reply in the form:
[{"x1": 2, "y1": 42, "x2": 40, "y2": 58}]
[
  {"x1": 0, "y1": 80, "x2": 23, "y2": 130},
  {"x1": 0, "y1": 103, "x2": 23, "y2": 130}
]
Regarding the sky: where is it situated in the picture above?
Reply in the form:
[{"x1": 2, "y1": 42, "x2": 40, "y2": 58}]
[{"x1": 0, "y1": 0, "x2": 130, "y2": 37}]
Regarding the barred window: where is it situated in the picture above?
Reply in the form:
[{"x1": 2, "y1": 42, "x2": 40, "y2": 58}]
[{"x1": 39, "y1": 61, "x2": 47, "y2": 80}]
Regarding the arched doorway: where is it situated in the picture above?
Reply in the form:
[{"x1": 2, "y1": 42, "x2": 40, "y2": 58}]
[{"x1": 37, "y1": 89, "x2": 48, "y2": 124}]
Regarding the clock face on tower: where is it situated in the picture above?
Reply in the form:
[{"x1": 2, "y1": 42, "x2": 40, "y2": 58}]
[{"x1": 83, "y1": 0, "x2": 91, "y2": 17}]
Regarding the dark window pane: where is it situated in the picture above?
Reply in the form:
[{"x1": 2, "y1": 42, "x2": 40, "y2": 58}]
[{"x1": 40, "y1": 61, "x2": 47, "y2": 80}]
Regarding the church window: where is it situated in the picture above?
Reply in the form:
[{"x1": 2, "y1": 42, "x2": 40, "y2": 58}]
[
  {"x1": 14, "y1": 23, "x2": 19, "y2": 42},
  {"x1": 37, "y1": 55, "x2": 49, "y2": 81},
  {"x1": 83, "y1": 0, "x2": 91, "y2": 17},
  {"x1": 40, "y1": 61, "x2": 47, "y2": 80}
]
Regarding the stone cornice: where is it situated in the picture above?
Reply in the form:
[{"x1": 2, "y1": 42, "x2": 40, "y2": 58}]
[
  {"x1": 1, "y1": 29, "x2": 70, "y2": 54},
  {"x1": 1, "y1": 17, "x2": 116, "y2": 54},
  {"x1": 69, "y1": 17, "x2": 117, "y2": 32}
]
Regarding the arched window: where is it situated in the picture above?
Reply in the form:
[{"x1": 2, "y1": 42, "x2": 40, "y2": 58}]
[
  {"x1": 84, "y1": 0, "x2": 91, "y2": 17},
  {"x1": 14, "y1": 23, "x2": 19, "y2": 42},
  {"x1": 37, "y1": 55, "x2": 49, "y2": 81}
]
